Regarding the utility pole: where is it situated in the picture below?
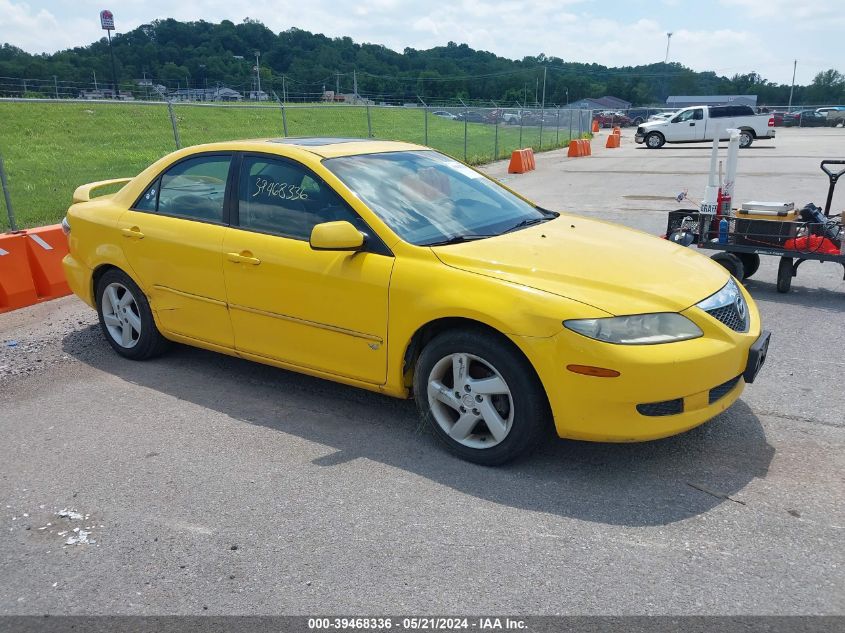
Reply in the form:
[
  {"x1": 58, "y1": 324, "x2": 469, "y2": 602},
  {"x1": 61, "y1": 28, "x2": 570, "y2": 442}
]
[
  {"x1": 336, "y1": 71, "x2": 340, "y2": 96},
  {"x1": 53, "y1": 75, "x2": 59, "y2": 99},
  {"x1": 539, "y1": 65, "x2": 547, "y2": 148},
  {"x1": 664, "y1": 32, "x2": 673, "y2": 64},
  {"x1": 353, "y1": 69, "x2": 358, "y2": 101},
  {"x1": 93, "y1": 70, "x2": 98, "y2": 91},
  {"x1": 255, "y1": 51, "x2": 261, "y2": 97},
  {"x1": 535, "y1": 75, "x2": 538, "y2": 106},
  {"x1": 788, "y1": 59, "x2": 797, "y2": 111},
  {"x1": 282, "y1": 74, "x2": 287, "y2": 103}
]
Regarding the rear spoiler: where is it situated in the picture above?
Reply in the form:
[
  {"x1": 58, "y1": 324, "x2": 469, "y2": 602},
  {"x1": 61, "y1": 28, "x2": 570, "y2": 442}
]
[{"x1": 72, "y1": 178, "x2": 133, "y2": 204}]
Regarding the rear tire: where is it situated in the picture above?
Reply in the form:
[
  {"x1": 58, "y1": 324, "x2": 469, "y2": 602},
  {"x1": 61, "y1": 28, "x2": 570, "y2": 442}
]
[
  {"x1": 738, "y1": 253, "x2": 761, "y2": 278},
  {"x1": 711, "y1": 252, "x2": 745, "y2": 280},
  {"x1": 414, "y1": 329, "x2": 550, "y2": 466},
  {"x1": 95, "y1": 269, "x2": 170, "y2": 360},
  {"x1": 776, "y1": 257, "x2": 793, "y2": 293}
]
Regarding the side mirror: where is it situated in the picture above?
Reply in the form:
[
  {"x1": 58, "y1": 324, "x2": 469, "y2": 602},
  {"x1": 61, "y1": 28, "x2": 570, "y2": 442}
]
[{"x1": 309, "y1": 221, "x2": 365, "y2": 251}]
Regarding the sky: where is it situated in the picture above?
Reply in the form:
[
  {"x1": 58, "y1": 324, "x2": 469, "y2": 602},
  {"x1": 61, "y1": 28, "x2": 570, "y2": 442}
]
[{"x1": 1, "y1": 0, "x2": 843, "y2": 85}]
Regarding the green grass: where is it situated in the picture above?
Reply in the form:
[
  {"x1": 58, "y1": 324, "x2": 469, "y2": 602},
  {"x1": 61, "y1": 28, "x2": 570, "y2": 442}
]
[{"x1": 0, "y1": 101, "x2": 586, "y2": 230}]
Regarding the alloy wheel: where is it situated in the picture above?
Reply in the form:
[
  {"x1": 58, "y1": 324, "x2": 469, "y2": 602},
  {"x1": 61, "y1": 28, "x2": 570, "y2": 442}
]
[
  {"x1": 426, "y1": 352, "x2": 514, "y2": 449},
  {"x1": 101, "y1": 282, "x2": 142, "y2": 349}
]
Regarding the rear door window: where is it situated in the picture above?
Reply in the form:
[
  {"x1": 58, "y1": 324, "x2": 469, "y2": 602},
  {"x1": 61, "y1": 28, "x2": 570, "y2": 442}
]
[{"x1": 156, "y1": 155, "x2": 232, "y2": 223}]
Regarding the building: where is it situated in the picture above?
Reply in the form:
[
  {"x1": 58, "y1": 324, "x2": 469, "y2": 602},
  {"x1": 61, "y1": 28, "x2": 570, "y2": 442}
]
[
  {"x1": 248, "y1": 90, "x2": 269, "y2": 101},
  {"x1": 169, "y1": 87, "x2": 243, "y2": 102},
  {"x1": 567, "y1": 95, "x2": 632, "y2": 110},
  {"x1": 78, "y1": 89, "x2": 134, "y2": 100},
  {"x1": 666, "y1": 95, "x2": 758, "y2": 108}
]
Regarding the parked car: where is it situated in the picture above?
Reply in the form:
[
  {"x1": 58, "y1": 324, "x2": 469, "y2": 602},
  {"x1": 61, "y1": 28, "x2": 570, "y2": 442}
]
[
  {"x1": 770, "y1": 111, "x2": 787, "y2": 127},
  {"x1": 432, "y1": 110, "x2": 456, "y2": 120},
  {"x1": 593, "y1": 111, "x2": 632, "y2": 128},
  {"x1": 648, "y1": 111, "x2": 676, "y2": 122},
  {"x1": 455, "y1": 111, "x2": 485, "y2": 123},
  {"x1": 626, "y1": 109, "x2": 653, "y2": 125},
  {"x1": 815, "y1": 106, "x2": 845, "y2": 127},
  {"x1": 782, "y1": 110, "x2": 828, "y2": 127},
  {"x1": 61, "y1": 138, "x2": 767, "y2": 465},
  {"x1": 635, "y1": 104, "x2": 775, "y2": 148}
]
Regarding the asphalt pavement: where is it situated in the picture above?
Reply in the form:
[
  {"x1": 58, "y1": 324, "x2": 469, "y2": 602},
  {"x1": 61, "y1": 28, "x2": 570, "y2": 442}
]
[{"x1": 0, "y1": 127, "x2": 843, "y2": 615}]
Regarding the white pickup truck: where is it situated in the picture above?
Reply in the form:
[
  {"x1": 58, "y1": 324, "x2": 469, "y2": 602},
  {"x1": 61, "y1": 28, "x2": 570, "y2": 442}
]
[{"x1": 635, "y1": 104, "x2": 775, "y2": 149}]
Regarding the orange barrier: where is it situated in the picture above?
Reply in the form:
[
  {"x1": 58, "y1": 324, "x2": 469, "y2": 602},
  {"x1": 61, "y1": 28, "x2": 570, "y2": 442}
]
[
  {"x1": 612, "y1": 127, "x2": 622, "y2": 136},
  {"x1": 507, "y1": 148, "x2": 536, "y2": 174},
  {"x1": 591, "y1": 120, "x2": 600, "y2": 133},
  {"x1": 0, "y1": 224, "x2": 70, "y2": 313},
  {"x1": 24, "y1": 225, "x2": 70, "y2": 301},
  {"x1": 606, "y1": 134, "x2": 621, "y2": 148},
  {"x1": 0, "y1": 232, "x2": 38, "y2": 313},
  {"x1": 567, "y1": 139, "x2": 592, "y2": 157}
]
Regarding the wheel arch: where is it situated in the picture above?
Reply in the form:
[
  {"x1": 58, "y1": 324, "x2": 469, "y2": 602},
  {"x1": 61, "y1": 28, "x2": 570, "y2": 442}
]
[
  {"x1": 91, "y1": 263, "x2": 145, "y2": 308},
  {"x1": 401, "y1": 317, "x2": 550, "y2": 408}
]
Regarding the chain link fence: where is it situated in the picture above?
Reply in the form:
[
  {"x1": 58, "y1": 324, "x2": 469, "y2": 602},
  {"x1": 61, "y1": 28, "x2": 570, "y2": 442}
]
[{"x1": 0, "y1": 99, "x2": 593, "y2": 231}]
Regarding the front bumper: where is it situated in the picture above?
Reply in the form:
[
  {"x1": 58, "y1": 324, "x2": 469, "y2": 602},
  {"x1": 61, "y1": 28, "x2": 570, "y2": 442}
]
[
  {"x1": 515, "y1": 288, "x2": 764, "y2": 442},
  {"x1": 635, "y1": 134, "x2": 645, "y2": 144}
]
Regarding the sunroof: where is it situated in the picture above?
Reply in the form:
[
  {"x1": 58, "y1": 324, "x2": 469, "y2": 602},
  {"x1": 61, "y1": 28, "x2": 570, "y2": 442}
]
[{"x1": 268, "y1": 137, "x2": 372, "y2": 146}]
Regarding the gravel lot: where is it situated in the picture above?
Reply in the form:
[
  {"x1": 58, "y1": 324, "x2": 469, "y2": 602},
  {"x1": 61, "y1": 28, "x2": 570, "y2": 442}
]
[{"x1": 1, "y1": 127, "x2": 843, "y2": 615}]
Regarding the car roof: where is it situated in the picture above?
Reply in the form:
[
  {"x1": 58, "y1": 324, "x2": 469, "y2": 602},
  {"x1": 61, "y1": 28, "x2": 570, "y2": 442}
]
[{"x1": 180, "y1": 137, "x2": 427, "y2": 159}]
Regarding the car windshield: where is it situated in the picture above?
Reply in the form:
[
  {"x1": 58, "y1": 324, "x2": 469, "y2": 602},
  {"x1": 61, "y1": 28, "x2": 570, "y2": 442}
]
[{"x1": 324, "y1": 150, "x2": 549, "y2": 246}]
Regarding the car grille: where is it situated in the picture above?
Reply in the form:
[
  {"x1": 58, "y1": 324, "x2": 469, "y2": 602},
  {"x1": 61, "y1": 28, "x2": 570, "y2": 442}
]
[
  {"x1": 705, "y1": 301, "x2": 749, "y2": 332},
  {"x1": 637, "y1": 398, "x2": 684, "y2": 417},
  {"x1": 709, "y1": 376, "x2": 741, "y2": 404}
]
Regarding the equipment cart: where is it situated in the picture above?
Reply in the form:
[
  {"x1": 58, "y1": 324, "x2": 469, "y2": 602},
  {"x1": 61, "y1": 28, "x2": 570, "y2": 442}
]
[{"x1": 666, "y1": 160, "x2": 845, "y2": 293}]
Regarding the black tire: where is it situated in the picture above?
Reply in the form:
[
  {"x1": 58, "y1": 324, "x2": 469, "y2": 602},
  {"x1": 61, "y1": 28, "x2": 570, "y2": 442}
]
[
  {"x1": 632, "y1": 117, "x2": 644, "y2": 125},
  {"x1": 413, "y1": 329, "x2": 550, "y2": 466},
  {"x1": 738, "y1": 253, "x2": 760, "y2": 278},
  {"x1": 95, "y1": 268, "x2": 170, "y2": 360},
  {"x1": 739, "y1": 130, "x2": 754, "y2": 148},
  {"x1": 710, "y1": 252, "x2": 745, "y2": 280},
  {"x1": 645, "y1": 132, "x2": 665, "y2": 149},
  {"x1": 776, "y1": 257, "x2": 793, "y2": 293}
]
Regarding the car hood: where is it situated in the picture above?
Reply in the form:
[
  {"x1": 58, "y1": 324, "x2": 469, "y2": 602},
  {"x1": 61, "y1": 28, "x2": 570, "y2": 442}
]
[
  {"x1": 431, "y1": 215, "x2": 728, "y2": 316},
  {"x1": 638, "y1": 119, "x2": 668, "y2": 130}
]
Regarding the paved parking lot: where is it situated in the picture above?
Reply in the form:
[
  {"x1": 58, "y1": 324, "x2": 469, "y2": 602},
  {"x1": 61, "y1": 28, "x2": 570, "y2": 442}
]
[{"x1": 1, "y1": 127, "x2": 843, "y2": 615}]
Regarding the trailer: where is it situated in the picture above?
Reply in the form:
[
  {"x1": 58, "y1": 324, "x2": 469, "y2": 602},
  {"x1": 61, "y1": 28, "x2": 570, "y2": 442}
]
[{"x1": 666, "y1": 160, "x2": 845, "y2": 293}]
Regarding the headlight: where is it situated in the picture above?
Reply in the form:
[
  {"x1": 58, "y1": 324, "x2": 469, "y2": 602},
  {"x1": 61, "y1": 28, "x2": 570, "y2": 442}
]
[
  {"x1": 696, "y1": 278, "x2": 742, "y2": 312},
  {"x1": 563, "y1": 313, "x2": 703, "y2": 345}
]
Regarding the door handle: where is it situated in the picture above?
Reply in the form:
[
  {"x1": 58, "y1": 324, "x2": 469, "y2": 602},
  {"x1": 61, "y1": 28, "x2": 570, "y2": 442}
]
[
  {"x1": 689, "y1": 122, "x2": 695, "y2": 126},
  {"x1": 226, "y1": 251, "x2": 261, "y2": 265},
  {"x1": 121, "y1": 227, "x2": 145, "y2": 239}
]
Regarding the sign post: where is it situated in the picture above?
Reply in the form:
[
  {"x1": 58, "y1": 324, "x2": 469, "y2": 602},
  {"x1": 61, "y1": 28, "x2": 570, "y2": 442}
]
[{"x1": 100, "y1": 10, "x2": 118, "y2": 99}]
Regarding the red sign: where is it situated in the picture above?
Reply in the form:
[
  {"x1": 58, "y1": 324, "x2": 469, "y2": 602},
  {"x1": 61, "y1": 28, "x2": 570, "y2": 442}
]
[{"x1": 100, "y1": 10, "x2": 114, "y2": 31}]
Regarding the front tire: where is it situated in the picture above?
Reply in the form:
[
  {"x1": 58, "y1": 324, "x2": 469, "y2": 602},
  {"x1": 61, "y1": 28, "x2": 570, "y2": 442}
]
[
  {"x1": 645, "y1": 132, "x2": 665, "y2": 149},
  {"x1": 95, "y1": 269, "x2": 170, "y2": 360},
  {"x1": 414, "y1": 329, "x2": 550, "y2": 466},
  {"x1": 739, "y1": 130, "x2": 754, "y2": 148}
]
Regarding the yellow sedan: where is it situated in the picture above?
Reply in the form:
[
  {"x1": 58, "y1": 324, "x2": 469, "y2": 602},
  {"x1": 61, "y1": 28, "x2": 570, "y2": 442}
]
[{"x1": 62, "y1": 138, "x2": 770, "y2": 465}]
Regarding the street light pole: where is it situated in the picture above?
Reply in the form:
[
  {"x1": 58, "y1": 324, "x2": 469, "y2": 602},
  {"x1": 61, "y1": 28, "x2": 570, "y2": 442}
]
[
  {"x1": 788, "y1": 59, "x2": 797, "y2": 112},
  {"x1": 664, "y1": 32, "x2": 673, "y2": 64}
]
